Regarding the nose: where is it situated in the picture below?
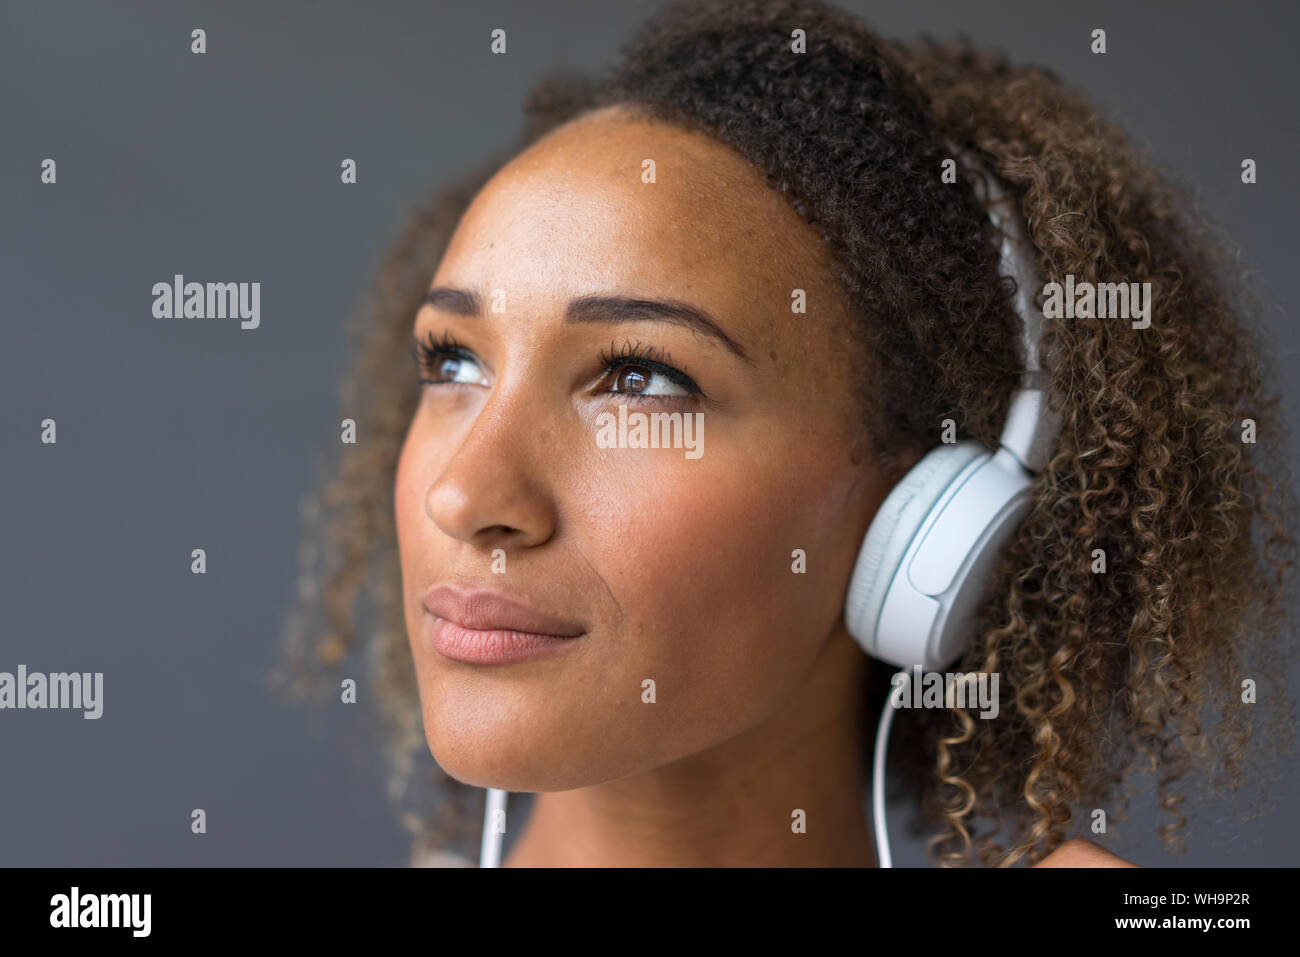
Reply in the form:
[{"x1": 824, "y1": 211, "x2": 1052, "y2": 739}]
[{"x1": 422, "y1": 389, "x2": 558, "y2": 551}]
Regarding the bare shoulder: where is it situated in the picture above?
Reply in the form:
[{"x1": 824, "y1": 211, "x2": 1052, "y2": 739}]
[{"x1": 1032, "y1": 838, "x2": 1140, "y2": 868}]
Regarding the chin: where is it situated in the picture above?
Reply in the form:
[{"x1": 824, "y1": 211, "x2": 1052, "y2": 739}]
[
  {"x1": 422, "y1": 708, "x2": 581, "y2": 792},
  {"x1": 424, "y1": 701, "x2": 667, "y2": 794}
]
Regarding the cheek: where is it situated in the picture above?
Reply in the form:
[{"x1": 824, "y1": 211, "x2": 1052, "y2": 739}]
[
  {"x1": 572, "y1": 435, "x2": 861, "y2": 756},
  {"x1": 393, "y1": 434, "x2": 420, "y2": 557},
  {"x1": 394, "y1": 423, "x2": 441, "y2": 681},
  {"x1": 394, "y1": 413, "x2": 451, "y2": 590},
  {"x1": 393, "y1": 435, "x2": 424, "y2": 611}
]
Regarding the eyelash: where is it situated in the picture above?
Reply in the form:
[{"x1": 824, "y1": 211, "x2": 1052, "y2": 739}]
[
  {"x1": 412, "y1": 329, "x2": 474, "y2": 385},
  {"x1": 411, "y1": 331, "x2": 706, "y2": 402}
]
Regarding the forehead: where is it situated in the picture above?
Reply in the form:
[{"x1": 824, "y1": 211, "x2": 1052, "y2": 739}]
[{"x1": 433, "y1": 106, "x2": 841, "y2": 335}]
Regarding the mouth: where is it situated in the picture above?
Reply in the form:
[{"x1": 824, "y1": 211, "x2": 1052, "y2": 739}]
[{"x1": 421, "y1": 585, "x2": 587, "y2": 664}]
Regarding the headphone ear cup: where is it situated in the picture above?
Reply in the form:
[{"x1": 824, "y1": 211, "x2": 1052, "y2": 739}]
[{"x1": 844, "y1": 441, "x2": 986, "y2": 662}]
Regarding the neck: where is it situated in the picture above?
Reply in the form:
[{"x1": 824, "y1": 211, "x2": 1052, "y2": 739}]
[{"x1": 502, "y1": 629, "x2": 876, "y2": 867}]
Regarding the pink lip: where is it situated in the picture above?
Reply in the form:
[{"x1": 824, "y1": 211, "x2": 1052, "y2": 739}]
[
  {"x1": 422, "y1": 586, "x2": 586, "y2": 664},
  {"x1": 422, "y1": 586, "x2": 585, "y2": 635}
]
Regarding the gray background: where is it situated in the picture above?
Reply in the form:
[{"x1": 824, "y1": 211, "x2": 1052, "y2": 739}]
[{"x1": 1, "y1": 0, "x2": 1296, "y2": 866}]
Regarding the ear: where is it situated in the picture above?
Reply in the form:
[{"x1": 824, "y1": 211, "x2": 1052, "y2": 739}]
[{"x1": 1032, "y1": 838, "x2": 1139, "y2": 868}]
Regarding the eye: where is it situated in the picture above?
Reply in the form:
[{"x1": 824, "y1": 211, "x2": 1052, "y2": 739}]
[
  {"x1": 412, "y1": 331, "x2": 488, "y2": 387},
  {"x1": 610, "y1": 363, "x2": 690, "y2": 397},
  {"x1": 598, "y1": 342, "x2": 703, "y2": 401},
  {"x1": 429, "y1": 353, "x2": 486, "y2": 385}
]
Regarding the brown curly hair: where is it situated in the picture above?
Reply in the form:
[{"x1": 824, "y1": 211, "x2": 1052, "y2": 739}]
[{"x1": 271, "y1": 0, "x2": 1299, "y2": 866}]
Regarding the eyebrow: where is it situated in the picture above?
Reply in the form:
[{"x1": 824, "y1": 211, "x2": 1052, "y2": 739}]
[{"x1": 420, "y1": 286, "x2": 752, "y2": 362}]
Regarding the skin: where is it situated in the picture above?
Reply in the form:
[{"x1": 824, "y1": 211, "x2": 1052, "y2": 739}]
[{"x1": 394, "y1": 103, "x2": 1135, "y2": 867}]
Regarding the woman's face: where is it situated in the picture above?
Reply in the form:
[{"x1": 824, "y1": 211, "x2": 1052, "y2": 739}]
[{"x1": 395, "y1": 104, "x2": 890, "y2": 792}]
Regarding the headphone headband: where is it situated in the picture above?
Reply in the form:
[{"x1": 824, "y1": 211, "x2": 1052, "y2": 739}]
[{"x1": 957, "y1": 146, "x2": 1062, "y2": 471}]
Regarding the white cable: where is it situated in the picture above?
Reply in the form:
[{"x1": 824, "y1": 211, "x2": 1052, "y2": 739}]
[
  {"x1": 479, "y1": 788, "x2": 508, "y2": 868},
  {"x1": 872, "y1": 669, "x2": 906, "y2": 868}
]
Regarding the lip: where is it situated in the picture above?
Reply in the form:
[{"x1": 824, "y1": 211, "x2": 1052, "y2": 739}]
[
  {"x1": 422, "y1": 586, "x2": 585, "y2": 636},
  {"x1": 422, "y1": 585, "x2": 587, "y2": 665}
]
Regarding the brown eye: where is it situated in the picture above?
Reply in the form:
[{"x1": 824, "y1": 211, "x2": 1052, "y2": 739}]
[
  {"x1": 615, "y1": 366, "x2": 651, "y2": 393},
  {"x1": 598, "y1": 349, "x2": 698, "y2": 399}
]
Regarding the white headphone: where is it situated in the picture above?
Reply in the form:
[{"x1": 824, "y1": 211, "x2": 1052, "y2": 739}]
[{"x1": 476, "y1": 148, "x2": 1059, "y2": 869}]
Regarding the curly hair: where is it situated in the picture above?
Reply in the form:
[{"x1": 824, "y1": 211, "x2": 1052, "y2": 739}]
[{"x1": 271, "y1": 0, "x2": 1299, "y2": 866}]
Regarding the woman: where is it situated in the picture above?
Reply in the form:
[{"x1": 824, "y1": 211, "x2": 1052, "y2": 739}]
[{"x1": 274, "y1": 0, "x2": 1297, "y2": 867}]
